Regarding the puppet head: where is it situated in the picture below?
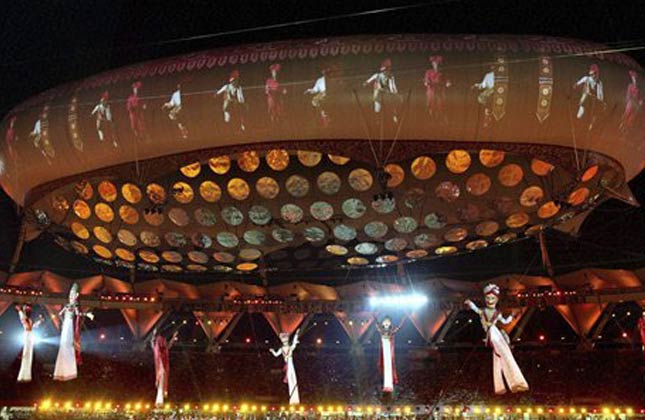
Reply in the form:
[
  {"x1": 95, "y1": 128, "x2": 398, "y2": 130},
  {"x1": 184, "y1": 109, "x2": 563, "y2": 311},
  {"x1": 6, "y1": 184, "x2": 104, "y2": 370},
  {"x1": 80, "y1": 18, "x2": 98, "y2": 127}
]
[
  {"x1": 589, "y1": 64, "x2": 600, "y2": 77},
  {"x1": 23, "y1": 304, "x2": 32, "y2": 318},
  {"x1": 483, "y1": 283, "x2": 500, "y2": 308},
  {"x1": 269, "y1": 63, "x2": 281, "y2": 78},
  {"x1": 381, "y1": 316, "x2": 393, "y2": 329},
  {"x1": 68, "y1": 282, "x2": 80, "y2": 304},
  {"x1": 279, "y1": 332, "x2": 290, "y2": 345}
]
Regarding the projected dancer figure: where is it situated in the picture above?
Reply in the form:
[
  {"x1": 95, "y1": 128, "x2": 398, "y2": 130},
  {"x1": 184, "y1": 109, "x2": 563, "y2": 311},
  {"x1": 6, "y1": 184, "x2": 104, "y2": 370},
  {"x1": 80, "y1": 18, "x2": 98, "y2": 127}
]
[
  {"x1": 270, "y1": 329, "x2": 300, "y2": 405},
  {"x1": 162, "y1": 83, "x2": 189, "y2": 139},
  {"x1": 374, "y1": 315, "x2": 404, "y2": 393},
  {"x1": 266, "y1": 63, "x2": 287, "y2": 125},
  {"x1": 216, "y1": 70, "x2": 246, "y2": 132},
  {"x1": 471, "y1": 64, "x2": 495, "y2": 128},
  {"x1": 424, "y1": 55, "x2": 452, "y2": 123},
  {"x1": 465, "y1": 284, "x2": 529, "y2": 394},
  {"x1": 638, "y1": 311, "x2": 645, "y2": 358},
  {"x1": 54, "y1": 283, "x2": 94, "y2": 381},
  {"x1": 573, "y1": 64, "x2": 605, "y2": 131},
  {"x1": 151, "y1": 327, "x2": 179, "y2": 407},
  {"x1": 304, "y1": 68, "x2": 330, "y2": 128},
  {"x1": 91, "y1": 91, "x2": 118, "y2": 147},
  {"x1": 126, "y1": 81, "x2": 147, "y2": 141},
  {"x1": 620, "y1": 70, "x2": 642, "y2": 134},
  {"x1": 16, "y1": 305, "x2": 44, "y2": 382},
  {"x1": 363, "y1": 58, "x2": 401, "y2": 123}
]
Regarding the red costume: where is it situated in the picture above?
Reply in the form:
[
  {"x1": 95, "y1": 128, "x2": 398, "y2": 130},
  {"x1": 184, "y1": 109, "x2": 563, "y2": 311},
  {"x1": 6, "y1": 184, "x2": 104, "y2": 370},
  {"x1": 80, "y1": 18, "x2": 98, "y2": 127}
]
[
  {"x1": 127, "y1": 81, "x2": 147, "y2": 140},
  {"x1": 266, "y1": 63, "x2": 286, "y2": 124},
  {"x1": 620, "y1": 70, "x2": 642, "y2": 133},
  {"x1": 5, "y1": 115, "x2": 17, "y2": 161},
  {"x1": 153, "y1": 335, "x2": 171, "y2": 400},
  {"x1": 424, "y1": 55, "x2": 450, "y2": 121},
  {"x1": 638, "y1": 317, "x2": 645, "y2": 358}
]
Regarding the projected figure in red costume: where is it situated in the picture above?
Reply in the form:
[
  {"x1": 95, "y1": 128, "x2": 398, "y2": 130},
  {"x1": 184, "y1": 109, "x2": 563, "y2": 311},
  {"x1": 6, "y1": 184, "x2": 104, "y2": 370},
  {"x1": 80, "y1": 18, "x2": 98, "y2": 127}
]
[
  {"x1": 162, "y1": 83, "x2": 189, "y2": 139},
  {"x1": 374, "y1": 315, "x2": 404, "y2": 393},
  {"x1": 270, "y1": 329, "x2": 300, "y2": 405},
  {"x1": 304, "y1": 68, "x2": 330, "y2": 128},
  {"x1": 363, "y1": 58, "x2": 401, "y2": 123},
  {"x1": 472, "y1": 64, "x2": 495, "y2": 128},
  {"x1": 424, "y1": 55, "x2": 451, "y2": 123},
  {"x1": 151, "y1": 327, "x2": 179, "y2": 407},
  {"x1": 54, "y1": 283, "x2": 94, "y2": 381},
  {"x1": 126, "y1": 81, "x2": 147, "y2": 140},
  {"x1": 573, "y1": 64, "x2": 605, "y2": 131},
  {"x1": 216, "y1": 70, "x2": 246, "y2": 132},
  {"x1": 465, "y1": 284, "x2": 529, "y2": 395},
  {"x1": 266, "y1": 63, "x2": 287, "y2": 125},
  {"x1": 91, "y1": 91, "x2": 118, "y2": 147},
  {"x1": 5, "y1": 115, "x2": 18, "y2": 162},
  {"x1": 620, "y1": 70, "x2": 642, "y2": 134},
  {"x1": 16, "y1": 305, "x2": 44, "y2": 383}
]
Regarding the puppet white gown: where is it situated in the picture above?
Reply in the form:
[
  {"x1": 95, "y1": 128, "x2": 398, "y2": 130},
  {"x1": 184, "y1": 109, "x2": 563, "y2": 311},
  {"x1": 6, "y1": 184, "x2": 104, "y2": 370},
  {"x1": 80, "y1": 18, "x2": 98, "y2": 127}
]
[
  {"x1": 53, "y1": 307, "x2": 77, "y2": 381},
  {"x1": 17, "y1": 311, "x2": 36, "y2": 382},
  {"x1": 381, "y1": 335, "x2": 394, "y2": 392},
  {"x1": 271, "y1": 332, "x2": 300, "y2": 405}
]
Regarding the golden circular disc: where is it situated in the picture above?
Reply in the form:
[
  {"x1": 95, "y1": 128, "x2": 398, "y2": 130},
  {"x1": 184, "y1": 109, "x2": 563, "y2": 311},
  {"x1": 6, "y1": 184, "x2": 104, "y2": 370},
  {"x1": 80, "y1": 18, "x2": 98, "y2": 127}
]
[
  {"x1": 237, "y1": 151, "x2": 260, "y2": 172},
  {"x1": 498, "y1": 164, "x2": 524, "y2": 187},
  {"x1": 115, "y1": 248, "x2": 135, "y2": 262},
  {"x1": 239, "y1": 248, "x2": 262, "y2": 261},
  {"x1": 119, "y1": 205, "x2": 140, "y2": 225},
  {"x1": 435, "y1": 181, "x2": 460, "y2": 202},
  {"x1": 317, "y1": 171, "x2": 342, "y2": 195},
  {"x1": 139, "y1": 249, "x2": 160, "y2": 263},
  {"x1": 525, "y1": 224, "x2": 544, "y2": 236},
  {"x1": 98, "y1": 181, "x2": 117, "y2": 202},
  {"x1": 93, "y1": 226, "x2": 112, "y2": 244},
  {"x1": 531, "y1": 159, "x2": 555, "y2": 176},
  {"x1": 172, "y1": 182, "x2": 194, "y2": 203},
  {"x1": 347, "y1": 256, "x2": 369, "y2": 265},
  {"x1": 286, "y1": 175, "x2": 310, "y2": 197},
  {"x1": 237, "y1": 262, "x2": 258, "y2": 271},
  {"x1": 146, "y1": 183, "x2": 167, "y2": 204},
  {"x1": 71, "y1": 222, "x2": 90, "y2": 239},
  {"x1": 297, "y1": 150, "x2": 322, "y2": 167},
  {"x1": 444, "y1": 227, "x2": 468, "y2": 242},
  {"x1": 140, "y1": 231, "x2": 161, "y2": 247},
  {"x1": 466, "y1": 173, "x2": 492, "y2": 196},
  {"x1": 435, "y1": 246, "x2": 457, "y2": 255},
  {"x1": 256, "y1": 177, "x2": 280, "y2": 199},
  {"x1": 52, "y1": 195, "x2": 70, "y2": 213},
  {"x1": 227, "y1": 178, "x2": 250, "y2": 200},
  {"x1": 581, "y1": 165, "x2": 599, "y2": 182},
  {"x1": 186, "y1": 264, "x2": 207, "y2": 272},
  {"x1": 266, "y1": 149, "x2": 290, "y2": 171},
  {"x1": 169, "y1": 207, "x2": 190, "y2": 226},
  {"x1": 117, "y1": 229, "x2": 137, "y2": 246},
  {"x1": 70, "y1": 241, "x2": 88, "y2": 254},
  {"x1": 328, "y1": 154, "x2": 350, "y2": 165},
  {"x1": 466, "y1": 239, "x2": 488, "y2": 250},
  {"x1": 73, "y1": 200, "x2": 91, "y2": 219},
  {"x1": 180, "y1": 161, "x2": 201, "y2": 178},
  {"x1": 567, "y1": 187, "x2": 590, "y2": 206},
  {"x1": 537, "y1": 201, "x2": 560, "y2": 219},
  {"x1": 208, "y1": 155, "x2": 231, "y2": 174},
  {"x1": 326, "y1": 244, "x2": 348, "y2": 256},
  {"x1": 406, "y1": 249, "x2": 428, "y2": 259},
  {"x1": 162, "y1": 264, "x2": 183, "y2": 273},
  {"x1": 348, "y1": 169, "x2": 373, "y2": 192},
  {"x1": 384, "y1": 164, "x2": 405, "y2": 187},
  {"x1": 188, "y1": 250, "x2": 209, "y2": 264},
  {"x1": 411, "y1": 156, "x2": 436, "y2": 180},
  {"x1": 144, "y1": 211, "x2": 164, "y2": 226},
  {"x1": 479, "y1": 149, "x2": 505, "y2": 168},
  {"x1": 162, "y1": 251, "x2": 183, "y2": 263},
  {"x1": 519, "y1": 186, "x2": 544, "y2": 207},
  {"x1": 92, "y1": 244, "x2": 112, "y2": 259},
  {"x1": 376, "y1": 255, "x2": 399, "y2": 263},
  {"x1": 475, "y1": 220, "x2": 499, "y2": 237},
  {"x1": 446, "y1": 150, "x2": 472, "y2": 174},
  {"x1": 199, "y1": 181, "x2": 222, "y2": 203},
  {"x1": 506, "y1": 212, "x2": 530, "y2": 228},
  {"x1": 495, "y1": 232, "x2": 518, "y2": 243},
  {"x1": 121, "y1": 183, "x2": 142, "y2": 204},
  {"x1": 213, "y1": 252, "x2": 235, "y2": 263},
  {"x1": 76, "y1": 181, "x2": 93, "y2": 200},
  {"x1": 94, "y1": 203, "x2": 115, "y2": 223}
]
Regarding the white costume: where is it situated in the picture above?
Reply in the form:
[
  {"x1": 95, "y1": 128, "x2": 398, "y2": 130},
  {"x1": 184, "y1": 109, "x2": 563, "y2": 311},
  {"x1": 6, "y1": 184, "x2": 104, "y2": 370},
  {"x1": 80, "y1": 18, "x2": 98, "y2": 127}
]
[
  {"x1": 364, "y1": 59, "x2": 400, "y2": 119},
  {"x1": 375, "y1": 316, "x2": 402, "y2": 393},
  {"x1": 304, "y1": 73, "x2": 330, "y2": 126},
  {"x1": 270, "y1": 330, "x2": 300, "y2": 405},
  {"x1": 17, "y1": 306, "x2": 42, "y2": 382},
  {"x1": 216, "y1": 73, "x2": 245, "y2": 129},
  {"x1": 575, "y1": 66, "x2": 604, "y2": 120},
  {"x1": 465, "y1": 284, "x2": 529, "y2": 395},
  {"x1": 163, "y1": 88, "x2": 188, "y2": 138}
]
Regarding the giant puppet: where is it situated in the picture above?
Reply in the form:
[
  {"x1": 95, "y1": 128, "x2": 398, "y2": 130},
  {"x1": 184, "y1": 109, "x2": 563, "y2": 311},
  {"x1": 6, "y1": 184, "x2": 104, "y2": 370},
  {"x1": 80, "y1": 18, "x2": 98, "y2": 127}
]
[
  {"x1": 270, "y1": 329, "x2": 300, "y2": 405},
  {"x1": 374, "y1": 315, "x2": 405, "y2": 393},
  {"x1": 16, "y1": 305, "x2": 44, "y2": 382}
]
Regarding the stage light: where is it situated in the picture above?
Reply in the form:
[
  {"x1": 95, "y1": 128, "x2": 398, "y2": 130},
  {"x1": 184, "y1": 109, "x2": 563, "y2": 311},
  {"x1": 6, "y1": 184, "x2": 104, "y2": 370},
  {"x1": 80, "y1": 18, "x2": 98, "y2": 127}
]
[
  {"x1": 316, "y1": 338, "x2": 322, "y2": 344},
  {"x1": 64, "y1": 401, "x2": 72, "y2": 410},
  {"x1": 245, "y1": 337, "x2": 251, "y2": 343},
  {"x1": 125, "y1": 403, "x2": 131, "y2": 411},
  {"x1": 16, "y1": 331, "x2": 42, "y2": 345},
  {"x1": 164, "y1": 403, "x2": 171, "y2": 410},
  {"x1": 539, "y1": 334, "x2": 545, "y2": 341},
  {"x1": 223, "y1": 404, "x2": 229, "y2": 411},
  {"x1": 368, "y1": 293, "x2": 428, "y2": 308},
  {"x1": 183, "y1": 404, "x2": 190, "y2": 411},
  {"x1": 99, "y1": 333, "x2": 106, "y2": 340}
]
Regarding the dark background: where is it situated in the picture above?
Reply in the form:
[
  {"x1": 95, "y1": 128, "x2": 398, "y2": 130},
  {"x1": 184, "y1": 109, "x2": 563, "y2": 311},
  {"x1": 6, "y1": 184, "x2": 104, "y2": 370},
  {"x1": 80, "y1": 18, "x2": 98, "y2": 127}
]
[{"x1": 0, "y1": 0, "x2": 643, "y2": 282}]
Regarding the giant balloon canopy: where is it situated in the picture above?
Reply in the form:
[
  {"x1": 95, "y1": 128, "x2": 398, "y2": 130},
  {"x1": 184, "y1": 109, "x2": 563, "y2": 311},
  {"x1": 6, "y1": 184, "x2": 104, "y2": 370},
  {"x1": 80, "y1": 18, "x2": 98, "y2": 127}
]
[{"x1": 0, "y1": 34, "x2": 642, "y2": 276}]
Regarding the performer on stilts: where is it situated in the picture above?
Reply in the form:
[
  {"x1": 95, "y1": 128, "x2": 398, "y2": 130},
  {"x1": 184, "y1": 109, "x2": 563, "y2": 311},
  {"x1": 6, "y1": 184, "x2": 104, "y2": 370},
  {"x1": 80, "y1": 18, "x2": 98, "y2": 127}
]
[
  {"x1": 53, "y1": 283, "x2": 94, "y2": 381},
  {"x1": 266, "y1": 63, "x2": 287, "y2": 126},
  {"x1": 270, "y1": 329, "x2": 300, "y2": 405},
  {"x1": 16, "y1": 305, "x2": 44, "y2": 382},
  {"x1": 465, "y1": 284, "x2": 529, "y2": 394},
  {"x1": 573, "y1": 64, "x2": 605, "y2": 131},
  {"x1": 162, "y1": 83, "x2": 189, "y2": 139},
  {"x1": 619, "y1": 70, "x2": 642, "y2": 134},
  {"x1": 91, "y1": 91, "x2": 118, "y2": 147},
  {"x1": 637, "y1": 310, "x2": 645, "y2": 358},
  {"x1": 151, "y1": 327, "x2": 179, "y2": 407},
  {"x1": 216, "y1": 70, "x2": 246, "y2": 132},
  {"x1": 374, "y1": 315, "x2": 404, "y2": 394},
  {"x1": 424, "y1": 55, "x2": 451, "y2": 123},
  {"x1": 363, "y1": 58, "x2": 401, "y2": 123},
  {"x1": 304, "y1": 68, "x2": 330, "y2": 128},
  {"x1": 126, "y1": 81, "x2": 148, "y2": 141},
  {"x1": 471, "y1": 64, "x2": 495, "y2": 128}
]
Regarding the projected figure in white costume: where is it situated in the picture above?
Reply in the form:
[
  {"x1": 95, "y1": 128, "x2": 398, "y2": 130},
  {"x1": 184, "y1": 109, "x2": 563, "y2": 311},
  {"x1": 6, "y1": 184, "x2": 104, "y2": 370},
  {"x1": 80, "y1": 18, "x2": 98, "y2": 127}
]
[
  {"x1": 270, "y1": 329, "x2": 300, "y2": 405},
  {"x1": 16, "y1": 305, "x2": 44, "y2": 382},
  {"x1": 374, "y1": 315, "x2": 404, "y2": 393}
]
